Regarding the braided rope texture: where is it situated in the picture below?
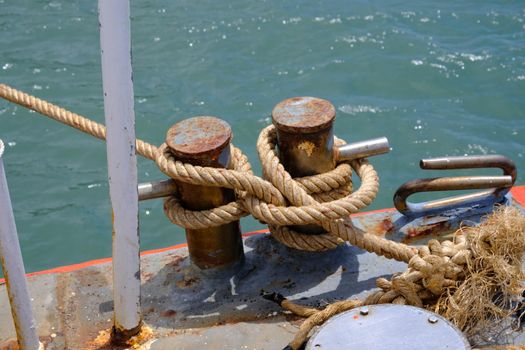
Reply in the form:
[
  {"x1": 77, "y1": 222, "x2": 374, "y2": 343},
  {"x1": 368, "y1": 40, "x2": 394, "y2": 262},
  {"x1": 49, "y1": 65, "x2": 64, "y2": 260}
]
[{"x1": 0, "y1": 83, "x2": 415, "y2": 262}]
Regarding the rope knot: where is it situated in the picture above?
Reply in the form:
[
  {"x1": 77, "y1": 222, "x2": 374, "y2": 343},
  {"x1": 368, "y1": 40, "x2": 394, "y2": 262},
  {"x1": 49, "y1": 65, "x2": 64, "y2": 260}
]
[
  {"x1": 156, "y1": 142, "x2": 285, "y2": 229},
  {"x1": 404, "y1": 240, "x2": 467, "y2": 296},
  {"x1": 367, "y1": 239, "x2": 471, "y2": 306}
]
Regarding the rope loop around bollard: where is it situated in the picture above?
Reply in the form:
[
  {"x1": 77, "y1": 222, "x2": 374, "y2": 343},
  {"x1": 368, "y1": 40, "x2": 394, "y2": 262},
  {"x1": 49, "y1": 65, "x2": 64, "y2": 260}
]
[
  {"x1": 161, "y1": 145, "x2": 254, "y2": 229},
  {"x1": 256, "y1": 125, "x2": 408, "y2": 256}
]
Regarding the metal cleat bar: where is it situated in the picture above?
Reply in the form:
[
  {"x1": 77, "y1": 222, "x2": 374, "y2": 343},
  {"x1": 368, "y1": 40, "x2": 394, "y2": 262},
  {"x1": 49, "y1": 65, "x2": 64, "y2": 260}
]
[
  {"x1": 139, "y1": 114, "x2": 389, "y2": 203},
  {"x1": 335, "y1": 137, "x2": 390, "y2": 162},
  {"x1": 138, "y1": 179, "x2": 177, "y2": 201}
]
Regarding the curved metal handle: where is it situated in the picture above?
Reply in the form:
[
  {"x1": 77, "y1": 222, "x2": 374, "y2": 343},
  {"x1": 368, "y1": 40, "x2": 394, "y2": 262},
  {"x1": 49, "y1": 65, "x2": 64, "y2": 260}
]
[{"x1": 394, "y1": 155, "x2": 516, "y2": 217}]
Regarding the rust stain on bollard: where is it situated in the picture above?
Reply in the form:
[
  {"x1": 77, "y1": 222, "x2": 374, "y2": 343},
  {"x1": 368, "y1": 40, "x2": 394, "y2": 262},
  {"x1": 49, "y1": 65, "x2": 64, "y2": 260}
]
[
  {"x1": 166, "y1": 117, "x2": 244, "y2": 269},
  {"x1": 272, "y1": 97, "x2": 337, "y2": 235}
]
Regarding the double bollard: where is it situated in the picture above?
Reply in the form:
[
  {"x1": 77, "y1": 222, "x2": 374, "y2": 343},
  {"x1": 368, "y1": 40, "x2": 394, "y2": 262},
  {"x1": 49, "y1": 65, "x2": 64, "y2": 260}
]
[{"x1": 140, "y1": 97, "x2": 390, "y2": 270}]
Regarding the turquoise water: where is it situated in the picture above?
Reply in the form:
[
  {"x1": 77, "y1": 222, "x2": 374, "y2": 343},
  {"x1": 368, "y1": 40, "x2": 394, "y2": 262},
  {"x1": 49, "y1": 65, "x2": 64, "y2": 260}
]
[{"x1": 1, "y1": 0, "x2": 524, "y2": 274}]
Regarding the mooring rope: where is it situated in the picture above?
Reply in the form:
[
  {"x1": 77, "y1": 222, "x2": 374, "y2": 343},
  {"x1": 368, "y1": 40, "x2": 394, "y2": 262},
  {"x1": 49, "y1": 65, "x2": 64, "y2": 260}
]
[
  {"x1": 0, "y1": 83, "x2": 416, "y2": 261},
  {"x1": 1, "y1": 84, "x2": 524, "y2": 349},
  {"x1": 0, "y1": 84, "x2": 158, "y2": 160}
]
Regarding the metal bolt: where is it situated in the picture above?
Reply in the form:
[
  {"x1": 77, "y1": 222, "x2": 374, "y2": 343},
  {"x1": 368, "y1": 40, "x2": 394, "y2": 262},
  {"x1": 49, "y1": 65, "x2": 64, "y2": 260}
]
[
  {"x1": 360, "y1": 307, "x2": 369, "y2": 316},
  {"x1": 428, "y1": 315, "x2": 439, "y2": 324},
  {"x1": 166, "y1": 116, "x2": 244, "y2": 270}
]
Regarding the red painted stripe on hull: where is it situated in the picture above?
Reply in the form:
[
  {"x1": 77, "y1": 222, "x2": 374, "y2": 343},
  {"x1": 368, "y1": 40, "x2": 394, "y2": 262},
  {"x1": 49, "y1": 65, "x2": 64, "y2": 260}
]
[{"x1": 512, "y1": 186, "x2": 525, "y2": 207}]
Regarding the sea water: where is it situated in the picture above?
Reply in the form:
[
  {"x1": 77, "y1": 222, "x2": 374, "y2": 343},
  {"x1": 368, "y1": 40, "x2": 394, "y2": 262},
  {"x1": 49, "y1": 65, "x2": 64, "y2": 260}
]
[{"x1": 0, "y1": 0, "x2": 524, "y2": 273}]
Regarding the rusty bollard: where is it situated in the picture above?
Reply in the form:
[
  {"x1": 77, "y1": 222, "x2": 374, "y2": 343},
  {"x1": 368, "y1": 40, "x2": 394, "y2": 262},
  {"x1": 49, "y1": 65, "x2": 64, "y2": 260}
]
[
  {"x1": 166, "y1": 116, "x2": 244, "y2": 269},
  {"x1": 272, "y1": 97, "x2": 390, "y2": 236},
  {"x1": 272, "y1": 97, "x2": 336, "y2": 177},
  {"x1": 272, "y1": 97, "x2": 337, "y2": 234}
]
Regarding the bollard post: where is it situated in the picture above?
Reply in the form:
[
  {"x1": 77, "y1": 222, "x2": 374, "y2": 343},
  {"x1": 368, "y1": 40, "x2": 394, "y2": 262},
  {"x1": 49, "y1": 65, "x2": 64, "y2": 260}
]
[
  {"x1": 0, "y1": 140, "x2": 42, "y2": 350},
  {"x1": 272, "y1": 97, "x2": 336, "y2": 177},
  {"x1": 166, "y1": 117, "x2": 244, "y2": 269},
  {"x1": 272, "y1": 97, "x2": 337, "y2": 234},
  {"x1": 98, "y1": 0, "x2": 141, "y2": 340},
  {"x1": 272, "y1": 97, "x2": 391, "y2": 236}
]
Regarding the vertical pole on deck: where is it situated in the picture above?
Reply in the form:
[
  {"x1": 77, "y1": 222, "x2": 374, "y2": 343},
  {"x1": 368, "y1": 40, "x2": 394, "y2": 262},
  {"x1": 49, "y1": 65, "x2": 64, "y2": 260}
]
[
  {"x1": 98, "y1": 0, "x2": 142, "y2": 339},
  {"x1": 0, "y1": 140, "x2": 42, "y2": 350}
]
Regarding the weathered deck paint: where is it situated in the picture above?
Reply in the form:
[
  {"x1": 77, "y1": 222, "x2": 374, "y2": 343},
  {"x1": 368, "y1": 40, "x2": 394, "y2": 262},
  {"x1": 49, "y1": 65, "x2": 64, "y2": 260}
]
[{"x1": 1, "y1": 186, "x2": 524, "y2": 349}]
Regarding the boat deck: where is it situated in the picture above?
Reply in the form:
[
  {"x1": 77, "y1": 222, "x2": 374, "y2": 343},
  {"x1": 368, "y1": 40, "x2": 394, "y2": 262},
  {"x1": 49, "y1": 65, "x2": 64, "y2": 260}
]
[{"x1": 2, "y1": 187, "x2": 525, "y2": 349}]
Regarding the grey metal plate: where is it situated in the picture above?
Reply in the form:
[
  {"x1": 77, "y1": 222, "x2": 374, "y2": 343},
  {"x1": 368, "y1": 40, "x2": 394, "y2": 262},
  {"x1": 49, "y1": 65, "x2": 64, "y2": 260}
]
[{"x1": 306, "y1": 304, "x2": 471, "y2": 350}]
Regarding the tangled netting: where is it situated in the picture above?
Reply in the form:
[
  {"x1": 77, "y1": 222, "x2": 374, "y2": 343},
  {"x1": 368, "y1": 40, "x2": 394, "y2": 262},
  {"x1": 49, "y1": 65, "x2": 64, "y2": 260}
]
[{"x1": 1, "y1": 84, "x2": 524, "y2": 349}]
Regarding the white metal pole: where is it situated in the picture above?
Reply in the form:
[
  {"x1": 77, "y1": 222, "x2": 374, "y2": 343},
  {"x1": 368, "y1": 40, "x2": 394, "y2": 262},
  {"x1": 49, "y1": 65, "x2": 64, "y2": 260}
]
[
  {"x1": 0, "y1": 139, "x2": 42, "y2": 350},
  {"x1": 98, "y1": 0, "x2": 141, "y2": 337}
]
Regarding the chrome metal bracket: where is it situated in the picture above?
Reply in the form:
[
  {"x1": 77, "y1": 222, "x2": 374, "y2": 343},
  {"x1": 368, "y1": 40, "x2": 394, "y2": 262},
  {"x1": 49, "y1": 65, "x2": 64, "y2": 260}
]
[{"x1": 394, "y1": 155, "x2": 516, "y2": 218}]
